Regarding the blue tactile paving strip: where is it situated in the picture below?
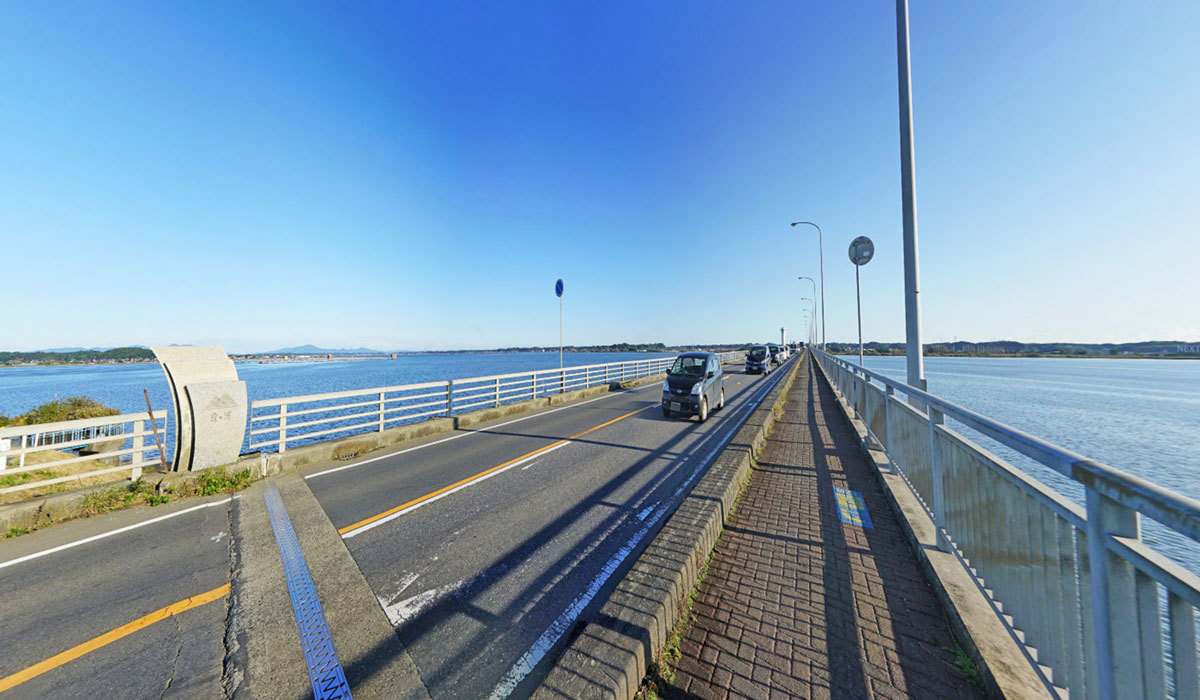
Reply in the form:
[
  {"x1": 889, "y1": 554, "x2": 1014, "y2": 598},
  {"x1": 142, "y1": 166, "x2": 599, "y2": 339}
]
[
  {"x1": 834, "y1": 486, "x2": 874, "y2": 528},
  {"x1": 263, "y1": 483, "x2": 354, "y2": 700}
]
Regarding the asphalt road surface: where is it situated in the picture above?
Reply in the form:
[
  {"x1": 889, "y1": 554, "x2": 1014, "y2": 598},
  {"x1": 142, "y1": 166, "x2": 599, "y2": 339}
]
[{"x1": 0, "y1": 357, "x2": 793, "y2": 699}]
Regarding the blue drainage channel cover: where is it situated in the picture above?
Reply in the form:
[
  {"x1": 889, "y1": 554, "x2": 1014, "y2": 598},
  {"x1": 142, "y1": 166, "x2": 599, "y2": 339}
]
[
  {"x1": 263, "y1": 483, "x2": 354, "y2": 700},
  {"x1": 834, "y1": 486, "x2": 873, "y2": 528}
]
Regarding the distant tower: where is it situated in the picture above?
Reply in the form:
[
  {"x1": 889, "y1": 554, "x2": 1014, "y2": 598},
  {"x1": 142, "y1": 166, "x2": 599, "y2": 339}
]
[{"x1": 780, "y1": 326, "x2": 787, "y2": 347}]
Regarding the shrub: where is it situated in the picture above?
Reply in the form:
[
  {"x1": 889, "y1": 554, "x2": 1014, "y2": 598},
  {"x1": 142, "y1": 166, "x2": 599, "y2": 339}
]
[{"x1": 10, "y1": 397, "x2": 120, "y2": 426}]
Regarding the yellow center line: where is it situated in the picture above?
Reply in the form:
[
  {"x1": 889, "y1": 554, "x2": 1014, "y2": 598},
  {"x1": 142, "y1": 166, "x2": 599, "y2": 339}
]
[
  {"x1": 337, "y1": 402, "x2": 659, "y2": 535},
  {"x1": 0, "y1": 582, "x2": 231, "y2": 694}
]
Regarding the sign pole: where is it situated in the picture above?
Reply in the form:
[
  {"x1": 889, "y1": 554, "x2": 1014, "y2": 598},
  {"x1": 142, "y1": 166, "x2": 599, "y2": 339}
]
[
  {"x1": 555, "y1": 278, "x2": 564, "y2": 391},
  {"x1": 856, "y1": 265, "x2": 864, "y2": 367},
  {"x1": 848, "y1": 236, "x2": 875, "y2": 369}
]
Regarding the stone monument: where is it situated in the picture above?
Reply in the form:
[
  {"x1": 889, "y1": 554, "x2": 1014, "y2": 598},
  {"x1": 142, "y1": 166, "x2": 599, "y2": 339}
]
[{"x1": 151, "y1": 346, "x2": 248, "y2": 471}]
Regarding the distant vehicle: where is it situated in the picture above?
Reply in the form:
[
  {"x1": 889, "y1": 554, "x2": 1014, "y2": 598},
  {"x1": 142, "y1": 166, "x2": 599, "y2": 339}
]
[
  {"x1": 745, "y1": 345, "x2": 771, "y2": 375},
  {"x1": 662, "y1": 352, "x2": 724, "y2": 421},
  {"x1": 769, "y1": 344, "x2": 783, "y2": 365}
]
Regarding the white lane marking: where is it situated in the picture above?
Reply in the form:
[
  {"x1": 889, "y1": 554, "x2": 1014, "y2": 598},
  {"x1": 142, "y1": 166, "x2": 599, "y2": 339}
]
[
  {"x1": 488, "y1": 370, "x2": 785, "y2": 699},
  {"x1": 341, "y1": 441, "x2": 571, "y2": 539},
  {"x1": 380, "y1": 577, "x2": 470, "y2": 627},
  {"x1": 0, "y1": 497, "x2": 233, "y2": 571},
  {"x1": 306, "y1": 389, "x2": 648, "y2": 480}
]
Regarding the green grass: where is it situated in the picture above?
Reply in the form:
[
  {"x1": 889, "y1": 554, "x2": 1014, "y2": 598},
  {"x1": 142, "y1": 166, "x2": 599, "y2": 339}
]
[
  {"x1": 1, "y1": 466, "x2": 256, "y2": 541},
  {"x1": 0, "y1": 469, "x2": 55, "y2": 489},
  {"x1": 188, "y1": 468, "x2": 253, "y2": 497},
  {"x1": 945, "y1": 643, "x2": 985, "y2": 694},
  {"x1": 4, "y1": 525, "x2": 34, "y2": 539}
]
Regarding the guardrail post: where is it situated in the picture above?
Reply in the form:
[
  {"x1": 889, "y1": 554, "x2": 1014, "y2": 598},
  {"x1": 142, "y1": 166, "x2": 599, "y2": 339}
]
[
  {"x1": 605, "y1": 364, "x2": 610, "y2": 384},
  {"x1": 378, "y1": 391, "x2": 386, "y2": 432},
  {"x1": 1085, "y1": 488, "x2": 1140, "y2": 700},
  {"x1": 532, "y1": 373, "x2": 537, "y2": 399},
  {"x1": 279, "y1": 404, "x2": 288, "y2": 453},
  {"x1": 494, "y1": 378, "x2": 500, "y2": 407},
  {"x1": 131, "y1": 420, "x2": 144, "y2": 482},
  {"x1": 19, "y1": 434, "x2": 27, "y2": 469},
  {"x1": 585, "y1": 366, "x2": 590, "y2": 388},
  {"x1": 446, "y1": 381, "x2": 453, "y2": 417},
  {"x1": 928, "y1": 407, "x2": 949, "y2": 551},
  {"x1": 560, "y1": 368, "x2": 565, "y2": 394}
]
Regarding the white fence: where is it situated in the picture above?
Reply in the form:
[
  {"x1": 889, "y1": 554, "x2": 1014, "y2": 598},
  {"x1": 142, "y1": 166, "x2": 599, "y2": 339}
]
[
  {"x1": 250, "y1": 352, "x2": 745, "y2": 453},
  {"x1": 0, "y1": 352, "x2": 746, "y2": 498},
  {"x1": 813, "y1": 349, "x2": 1199, "y2": 700},
  {"x1": 0, "y1": 411, "x2": 169, "y2": 495}
]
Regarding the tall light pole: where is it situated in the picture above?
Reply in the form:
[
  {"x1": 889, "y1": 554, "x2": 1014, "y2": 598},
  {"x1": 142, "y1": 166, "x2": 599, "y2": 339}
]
[
  {"x1": 799, "y1": 296, "x2": 816, "y2": 325},
  {"x1": 896, "y1": 0, "x2": 925, "y2": 390},
  {"x1": 799, "y1": 296, "x2": 815, "y2": 345},
  {"x1": 791, "y1": 222, "x2": 825, "y2": 351},
  {"x1": 798, "y1": 276, "x2": 817, "y2": 345}
]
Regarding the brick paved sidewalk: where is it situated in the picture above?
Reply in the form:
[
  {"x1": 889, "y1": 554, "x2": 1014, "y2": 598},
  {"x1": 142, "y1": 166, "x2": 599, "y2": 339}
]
[{"x1": 664, "y1": 358, "x2": 981, "y2": 700}]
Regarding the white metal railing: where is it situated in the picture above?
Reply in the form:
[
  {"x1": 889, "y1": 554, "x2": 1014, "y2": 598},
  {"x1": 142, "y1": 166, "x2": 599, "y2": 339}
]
[
  {"x1": 249, "y1": 352, "x2": 747, "y2": 453},
  {"x1": 251, "y1": 356, "x2": 669, "y2": 453},
  {"x1": 0, "y1": 411, "x2": 169, "y2": 495},
  {"x1": 812, "y1": 349, "x2": 1199, "y2": 700}
]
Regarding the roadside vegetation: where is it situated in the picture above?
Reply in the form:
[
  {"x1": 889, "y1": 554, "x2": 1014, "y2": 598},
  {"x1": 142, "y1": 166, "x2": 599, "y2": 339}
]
[
  {"x1": 0, "y1": 396, "x2": 120, "y2": 428},
  {"x1": 78, "y1": 468, "x2": 253, "y2": 516},
  {"x1": 3, "y1": 468, "x2": 254, "y2": 540},
  {"x1": 1, "y1": 396, "x2": 128, "y2": 503}
]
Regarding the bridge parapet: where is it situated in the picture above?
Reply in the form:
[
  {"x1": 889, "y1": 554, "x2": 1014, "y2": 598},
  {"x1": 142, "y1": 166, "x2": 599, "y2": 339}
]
[{"x1": 813, "y1": 348, "x2": 1200, "y2": 700}]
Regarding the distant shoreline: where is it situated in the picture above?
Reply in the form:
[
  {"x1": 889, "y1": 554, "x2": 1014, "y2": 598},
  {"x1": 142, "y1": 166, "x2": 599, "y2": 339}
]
[
  {"x1": 5, "y1": 349, "x2": 1199, "y2": 369},
  {"x1": 841, "y1": 352, "x2": 1199, "y2": 360}
]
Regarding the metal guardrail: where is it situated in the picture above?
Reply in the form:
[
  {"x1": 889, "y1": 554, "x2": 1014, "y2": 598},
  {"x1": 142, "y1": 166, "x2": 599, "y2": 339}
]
[
  {"x1": 812, "y1": 349, "x2": 1199, "y2": 700},
  {"x1": 249, "y1": 352, "x2": 746, "y2": 453},
  {"x1": 0, "y1": 411, "x2": 169, "y2": 495}
]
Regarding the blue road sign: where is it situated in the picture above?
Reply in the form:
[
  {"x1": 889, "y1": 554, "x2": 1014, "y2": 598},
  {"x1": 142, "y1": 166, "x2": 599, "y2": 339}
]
[{"x1": 555, "y1": 279, "x2": 564, "y2": 297}]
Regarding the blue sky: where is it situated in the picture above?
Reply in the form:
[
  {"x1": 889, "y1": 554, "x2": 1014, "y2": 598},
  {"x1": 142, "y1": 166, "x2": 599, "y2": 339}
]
[{"x1": 2, "y1": 2, "x2": 1197, "y2": 352}]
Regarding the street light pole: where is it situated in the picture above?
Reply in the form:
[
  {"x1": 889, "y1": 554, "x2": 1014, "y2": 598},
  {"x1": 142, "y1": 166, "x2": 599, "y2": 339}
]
[
  {"x1": 799, "y1": 297, "x2": 815, "y2": 342},
  {"x1": 896, "y1": 0, "x2": 925, "y2": 390},
  {"x1": 791, "y1": 222, "x2": 825, "y2": 351},
  {"x1": 797, "y1": 275, "x2": 818, "y2": 343}
]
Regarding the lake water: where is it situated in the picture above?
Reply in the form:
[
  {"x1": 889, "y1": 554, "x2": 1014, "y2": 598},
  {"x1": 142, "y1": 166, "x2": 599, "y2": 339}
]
[
  {"x1": 4, "y1": 352, "x2": 1197, "y2": 571},
  {"x1": 840, "y1": 354, "x2": 1200, "y2": 574},
  {"x1": 0, "y1": 352, "x2": 675, "y2": 421}
]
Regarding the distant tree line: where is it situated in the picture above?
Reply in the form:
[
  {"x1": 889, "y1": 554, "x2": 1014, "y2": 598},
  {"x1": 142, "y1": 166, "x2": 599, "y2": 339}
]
[
  {"x1": 0, "y1": 347, "x2": 156, "y2": 365},
  {"x1": 823, "y1": 341, "x2": 1198, "y2": 357}
]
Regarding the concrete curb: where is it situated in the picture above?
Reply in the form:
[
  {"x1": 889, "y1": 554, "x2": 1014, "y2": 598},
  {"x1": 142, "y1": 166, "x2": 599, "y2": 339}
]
[
  {"x1": 532, "y1": 355, "x2": 804, "y2": 700},
  {"x1": 0, "y1": 372, "x2": 672, "y2": 536},
  {"x1": 810, "y1": 358, "x2": 1053, "y2": 700},
  {"x1": 224, "y1": 472, "x2": 430, "y2": 699}
]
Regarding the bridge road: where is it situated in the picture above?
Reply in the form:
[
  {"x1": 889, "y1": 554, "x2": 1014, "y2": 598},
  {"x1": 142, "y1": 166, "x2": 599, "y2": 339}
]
[
  {"x1": 0, "y1": 356, "x2": 793, "y2": 698},
  {"x1": 306, "y1": 361, "x2": 793, "y2": 698}
]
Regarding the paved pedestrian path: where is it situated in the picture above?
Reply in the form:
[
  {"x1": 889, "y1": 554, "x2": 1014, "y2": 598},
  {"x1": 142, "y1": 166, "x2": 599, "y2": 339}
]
[{"x1": 663, "y1": 358, "x2": 981, "y2": 699}]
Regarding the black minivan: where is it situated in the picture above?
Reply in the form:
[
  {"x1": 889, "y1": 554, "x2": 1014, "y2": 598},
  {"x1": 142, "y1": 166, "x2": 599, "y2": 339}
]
[
  {"x1": 745, "y1": 345, "x2": 771, "y2": 374},
  {"x1": 662, "y1": 352, "x2": 725, "y2": 422}
]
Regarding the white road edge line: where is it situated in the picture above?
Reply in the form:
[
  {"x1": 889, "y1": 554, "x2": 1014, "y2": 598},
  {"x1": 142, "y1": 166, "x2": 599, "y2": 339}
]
[
  {"x1": 340, "y1": 442, "x2": 571, "y2": 539},
  {"x1": 487, "y1": 367, "x2": 787, "y2": 699},
  {"x1": 306, "y1": 387, "x2": 651, "y2": 480},
  {"x1": 0, "y1": 497, "x2": 234, "y2": 571}
]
